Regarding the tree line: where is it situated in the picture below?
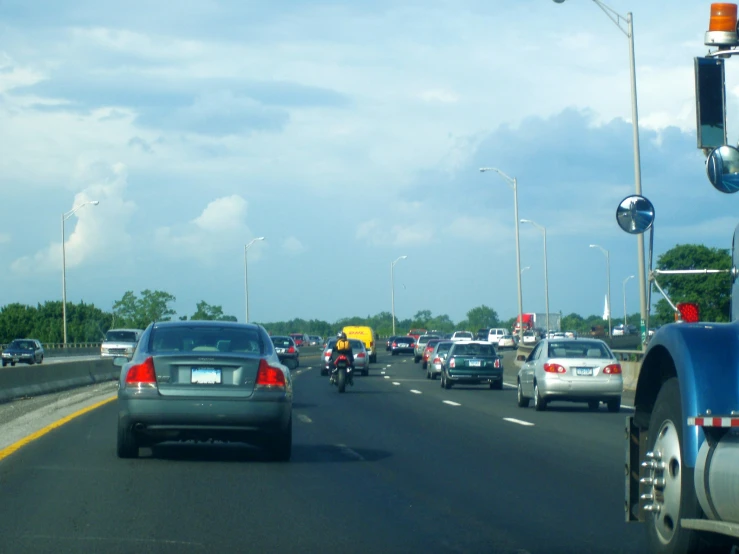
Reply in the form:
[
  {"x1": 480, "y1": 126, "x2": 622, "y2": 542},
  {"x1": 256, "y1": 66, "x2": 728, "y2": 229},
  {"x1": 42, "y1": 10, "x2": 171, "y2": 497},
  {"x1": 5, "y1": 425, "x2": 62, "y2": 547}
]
[{"x1": 0, "y1": 244, "x2": 730, "y2": 344}]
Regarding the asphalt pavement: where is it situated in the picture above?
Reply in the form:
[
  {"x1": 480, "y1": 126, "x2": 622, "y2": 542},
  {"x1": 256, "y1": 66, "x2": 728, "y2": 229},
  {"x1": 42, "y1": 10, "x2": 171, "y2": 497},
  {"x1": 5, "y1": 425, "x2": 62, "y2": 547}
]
[{"x1": 0, "y1": 348, "x2": 646, "y2": 554}]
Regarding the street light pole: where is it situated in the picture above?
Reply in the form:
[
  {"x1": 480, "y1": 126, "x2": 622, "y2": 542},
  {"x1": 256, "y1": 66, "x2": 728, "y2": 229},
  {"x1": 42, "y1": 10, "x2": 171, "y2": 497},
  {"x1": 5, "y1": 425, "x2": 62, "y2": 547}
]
[
  {"x1": 480, "y1": 167, "x2": 523, "y2": 341},
  {"x1": 521, "y1": 219, "x2": 549, "y2": 335},
  {"x1": 391, "y1": 255, "x2": 408, "y2": 336},
  {"x1": 590, "y1": 244, "x2": 612, "y2": 338},
  {"x1": 244, "y1": 237, "x2": 265, "y2": 323},
  {"x1": 623, "y1": 274, "x2": 635, "y2": 326},
  {"x1": 61, "y1": 200, "x2": 99, "y2": 346},
  {"x1": 554, "y1": 0, "x2": 646, "y2": 348}
]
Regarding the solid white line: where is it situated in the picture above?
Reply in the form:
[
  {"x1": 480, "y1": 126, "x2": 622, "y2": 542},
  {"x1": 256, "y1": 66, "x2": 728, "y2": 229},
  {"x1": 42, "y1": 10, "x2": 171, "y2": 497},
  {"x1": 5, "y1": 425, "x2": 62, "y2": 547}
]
[
  {"x1": 335, "y1": 444, "x2": 365, "y2": 461},
  {"x1": 392, "y1": 382, "x2": 401, "y2": 386},
  {"x1": 410, "y1": 390, "x2": 422, "y2": 394},
  {"x1": 443, "y1": 400, "x2": 461, "y2": 406},
  {"x1": 297, "y1": 414, "x2": 312, "y2": 424},
  {"x1": 503, "y1": 417, "x2": 534, "y2": 427}
]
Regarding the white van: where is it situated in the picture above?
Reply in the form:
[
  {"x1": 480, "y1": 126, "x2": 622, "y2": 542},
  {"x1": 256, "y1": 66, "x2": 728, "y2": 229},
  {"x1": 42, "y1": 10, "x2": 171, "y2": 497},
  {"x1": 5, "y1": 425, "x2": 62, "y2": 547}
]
[{"x1": 486, "y1": 328, "x2": 508, "y2": 345}]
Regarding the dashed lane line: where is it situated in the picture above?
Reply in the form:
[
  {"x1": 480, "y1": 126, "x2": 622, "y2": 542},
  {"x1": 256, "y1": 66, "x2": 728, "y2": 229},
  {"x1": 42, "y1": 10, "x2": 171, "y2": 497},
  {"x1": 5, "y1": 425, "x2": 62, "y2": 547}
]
[
  {"x1": 410, "y1": 390, "x2": 422, "y2": 395},
  {"x1": 297, "y1": 414, "x2": 312, "y2": 424},
  {"x1": 443, "y1": 400, "x2": 461, "y2": 407},
  {"x1": 392, "y1": 382, "x2": 401, "y2": 386},
  {"x1": 503, "y1": 417, "x2": 535, "y2": 427},
  {"x1": 384, "y1": 376, "x2": 390, "y2": 379},
  {"x1": 336, "y1": 444, "x2": 365, "y2": 461}
]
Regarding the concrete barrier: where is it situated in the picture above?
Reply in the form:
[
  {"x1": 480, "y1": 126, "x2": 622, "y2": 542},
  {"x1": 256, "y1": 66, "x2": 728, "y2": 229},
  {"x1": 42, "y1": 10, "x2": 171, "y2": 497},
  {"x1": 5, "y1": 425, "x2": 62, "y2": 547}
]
[{"x1": 0, "y1": 358, "x2": 119, "y2": 404}]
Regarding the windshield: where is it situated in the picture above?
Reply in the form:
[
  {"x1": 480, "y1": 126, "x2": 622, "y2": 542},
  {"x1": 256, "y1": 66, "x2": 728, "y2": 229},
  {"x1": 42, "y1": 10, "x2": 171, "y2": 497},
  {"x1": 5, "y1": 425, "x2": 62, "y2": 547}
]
[
  {"x1": 105, "y1": 331, "x2": 138, "y2": 343},
  {"x1": 149, "y1": 326, "x2": 265, "y2": 354},
  {"x1": 9, "y1": 340, "x2": 36, "y2": 350}
]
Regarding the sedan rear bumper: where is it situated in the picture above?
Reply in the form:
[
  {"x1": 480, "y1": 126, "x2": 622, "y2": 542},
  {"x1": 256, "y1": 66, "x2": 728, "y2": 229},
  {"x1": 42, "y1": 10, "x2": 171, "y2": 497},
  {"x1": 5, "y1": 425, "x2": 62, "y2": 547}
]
[
  {"x1": 539, "y1": 377, "x2": 623, "y2": 398},
  {"x1": 446, "y1": 370, "x2": 503, "y2": 384}
]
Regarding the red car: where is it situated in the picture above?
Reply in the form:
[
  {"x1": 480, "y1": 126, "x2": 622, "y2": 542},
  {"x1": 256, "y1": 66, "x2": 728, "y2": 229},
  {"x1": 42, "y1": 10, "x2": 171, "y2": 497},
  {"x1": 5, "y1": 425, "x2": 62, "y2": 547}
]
[{"x1": 290, "y1": 333, "x2": 306, "y2": 347}]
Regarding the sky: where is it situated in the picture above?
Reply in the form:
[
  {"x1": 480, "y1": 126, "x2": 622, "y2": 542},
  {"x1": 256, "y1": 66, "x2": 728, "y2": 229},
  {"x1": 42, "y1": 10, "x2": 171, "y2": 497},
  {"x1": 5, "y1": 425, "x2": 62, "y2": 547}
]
[{"x1": 1, "y1": 0, "x2": 737, "y2": 325}]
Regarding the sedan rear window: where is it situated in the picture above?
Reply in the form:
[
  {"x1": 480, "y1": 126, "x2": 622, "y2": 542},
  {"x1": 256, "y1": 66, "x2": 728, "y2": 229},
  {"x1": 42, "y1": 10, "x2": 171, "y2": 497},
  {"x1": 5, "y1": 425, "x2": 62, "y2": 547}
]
[
  {"x1": 271, "y1": 337, "x2": 293, "y2": 348},
  {"x1": 548, "y1": 342, "x2": 613, "y2": 359},
  {"x1": 150, "y1": 326, "x2": 265, "y2": 354},
  {"x1": 453, "y1": 343, "x2": 496, "y2": 356}
]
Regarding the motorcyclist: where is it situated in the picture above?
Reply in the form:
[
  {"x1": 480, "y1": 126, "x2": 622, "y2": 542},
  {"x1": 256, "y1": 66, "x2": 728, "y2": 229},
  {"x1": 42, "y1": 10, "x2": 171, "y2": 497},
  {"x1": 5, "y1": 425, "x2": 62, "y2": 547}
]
[{"x1": 330, "y1": 331, "x2": 354, "y2": 384}]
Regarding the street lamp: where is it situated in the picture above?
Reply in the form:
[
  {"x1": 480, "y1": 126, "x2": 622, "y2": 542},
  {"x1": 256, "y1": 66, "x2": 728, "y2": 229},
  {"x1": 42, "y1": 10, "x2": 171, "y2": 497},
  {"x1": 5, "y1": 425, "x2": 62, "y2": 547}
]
[
  {"x1": 391, "y1": 255, "x2": 408, "y2": 336},
  {"x1": 622, "y1": 274, "x2": 635, "y2": 327},
  {"x1": 480, "y1": 167, "x2": 524, "y2": 341},
  {"x1": 61, "y1": 200, "x2": 99, "y2": 346},
  {"x1": 554, "y1": 0, "x2": 647, "y2": 348},
  {"x1": 521, "y1": 219, "x2": 550, "y2": 335},
  {"x1": 244, "y1": 237, "x2": 265, "y2": 323},
  {"x1": 590, "y1": 244, "x2": 612, "y2": 337}
]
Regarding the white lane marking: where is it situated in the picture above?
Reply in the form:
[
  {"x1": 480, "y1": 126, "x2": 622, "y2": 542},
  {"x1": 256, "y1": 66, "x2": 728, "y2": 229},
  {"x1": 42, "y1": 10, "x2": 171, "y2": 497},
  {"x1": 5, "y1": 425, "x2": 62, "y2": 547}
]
[
  {"x1": 503, "y1": 417, "x2": 535, "y2": 427},
  {"x1": 392, "y1": 382, "x2": 401, "y2": 386},
  {"x1": 503, "y1": 382, "x2": 516, "y2": 389},
  {"x1": 336, "y1": 444, "x2": 365, "y2": 461},
  {"x1": 294, "y1": 370, "x2": 302, "y2": 375},
  {"x1": 381, "y1": 371, "x2": 386, "y2": 375},
  {"x1": 297, "y1": 414, "x2": 312, "y2": 424},
  {"x1": 384, "y1": 376, "x2": 390, "y2": 379},
  {"x1": 443, "y1": 400, "x2": 461, "y2": 406},
  {"x1": 410, "y1": 390, "x2": 422, "y2": 394}
]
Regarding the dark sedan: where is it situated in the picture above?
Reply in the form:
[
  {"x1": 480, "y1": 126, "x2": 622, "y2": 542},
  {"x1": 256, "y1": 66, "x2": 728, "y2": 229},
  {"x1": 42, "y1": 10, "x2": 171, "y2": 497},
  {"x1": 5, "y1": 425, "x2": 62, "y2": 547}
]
[
  {"x1": 115, "y1": 321, "x2": 293, "y2": 461},
  {"x1": 390, "y1": 336, "x2": 415, "y2": 355},
  {"x1": 440, "y1": 341, "x2": 503, "y2": 390},
  {"x1": 2, "y1": 339, "x2": 44, "y2": 366},
  {"x1": 271, "y1": 335, "x2": 300, "y2": 369}
]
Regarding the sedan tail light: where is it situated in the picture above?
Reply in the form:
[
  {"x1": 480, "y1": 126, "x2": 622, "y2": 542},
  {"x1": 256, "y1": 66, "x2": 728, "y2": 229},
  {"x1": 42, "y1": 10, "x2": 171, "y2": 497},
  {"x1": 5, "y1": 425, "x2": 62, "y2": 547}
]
[
  {"x1": 543, "y1": 363, "x2": 566, "y2": 374},
  {"x1": 125, "y1": 357, "x2": 156, "y2": 385},
  {"x1": 287, "y1": 346, "x2": 295, "y2": 354},
  {"x1": 494, "y1": 358, "x2": 501, "y2": 369},
  {"x1": 603, "y1": 364, "x2": 622, "y2": 375},
  {"x1": 433, "y1": 357, "x2": 441, "y2": 364},
  {"x1": 256, "y1": 359, "x2": 286, "y2": 388},
  {"x1": 449, "y1": 358, "x2": 456, "y2": 368},
  {"x1": 392, "y1": 342, "x2": 397, "y2": 347},
  {"x1": 357, "y1": 352, "x2": 366, "y2": 358}
]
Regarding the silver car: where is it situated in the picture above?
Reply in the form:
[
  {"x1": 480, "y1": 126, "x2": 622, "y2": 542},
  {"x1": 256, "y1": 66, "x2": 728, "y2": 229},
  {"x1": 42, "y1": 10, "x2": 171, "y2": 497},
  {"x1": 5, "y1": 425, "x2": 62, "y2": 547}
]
[
  {"x1": 101, "y1": 328, "x2": 143, "y2": 359},
  {"x1": 425, "y1": 340, "x2": 453, "y2": 380},
  {"x1": 413, "y1": 334, "x2": 440, "y2": 363},
  {"x1": 321, "y1": 338, "x2": 369, "y2": 376},
  {"x1": 115, "y1": 321, "x2": 293, "y2": 461},
  {"x1": 516, "y1": 338, "x2": 623, "y2": 412}
]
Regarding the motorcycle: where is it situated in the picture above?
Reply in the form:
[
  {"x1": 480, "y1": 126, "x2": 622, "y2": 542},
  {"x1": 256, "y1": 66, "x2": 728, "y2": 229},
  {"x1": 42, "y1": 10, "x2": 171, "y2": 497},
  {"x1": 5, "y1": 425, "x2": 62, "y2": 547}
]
[{"x1": 330, "y1": 354, "x2": 353, "y2": 393}]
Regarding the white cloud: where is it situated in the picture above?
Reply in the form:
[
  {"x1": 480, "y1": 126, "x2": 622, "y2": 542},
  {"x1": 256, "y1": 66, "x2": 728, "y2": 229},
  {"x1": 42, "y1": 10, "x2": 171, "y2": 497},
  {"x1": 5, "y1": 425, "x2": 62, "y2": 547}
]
[
  {"x1": 155, "y1": 195, "x2": 256, "y2": 264},
  {"x1": 419, "y1": 89, "x2": 459, "y2": 104},
  {"x1": 282, "y1": 236, "x2": 305, "y2": 254},
  {"x1": 11, "y1": 162, "x2": 135, "y2": 274},
  {"x1": 0, "y1": 233, "x2": 10, "y2": 244},
  {"x1": 356, "y1": 219, "x2": 431, "y2": 247}
]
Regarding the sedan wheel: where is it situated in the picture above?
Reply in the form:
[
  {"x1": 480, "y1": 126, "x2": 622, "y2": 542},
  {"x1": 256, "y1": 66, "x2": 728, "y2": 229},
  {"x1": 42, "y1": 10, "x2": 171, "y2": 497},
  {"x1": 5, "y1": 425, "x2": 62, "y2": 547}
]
[
  {"x1": 588, "y1": 400, "x2": 600, "y2": 411},
  {"x1": 517, "y1": 381, "x2": 530, "y2": 408},
  {"x1": 117, "y1": 420, "x2": 139, "y2": 459},
  {"x1": 533, "y1": 383, "x2": 547, "y2": 412}
]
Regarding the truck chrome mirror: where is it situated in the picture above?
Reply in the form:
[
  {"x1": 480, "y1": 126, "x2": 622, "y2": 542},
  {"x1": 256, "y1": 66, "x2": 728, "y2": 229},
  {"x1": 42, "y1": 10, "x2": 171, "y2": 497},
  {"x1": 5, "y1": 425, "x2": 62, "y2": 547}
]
[
  {"x1": 706, "y1": 144, "x2": 739, "y2": 193},
  {"x1": 616, "y1": 195, "x2": 655, "y2": 235}
]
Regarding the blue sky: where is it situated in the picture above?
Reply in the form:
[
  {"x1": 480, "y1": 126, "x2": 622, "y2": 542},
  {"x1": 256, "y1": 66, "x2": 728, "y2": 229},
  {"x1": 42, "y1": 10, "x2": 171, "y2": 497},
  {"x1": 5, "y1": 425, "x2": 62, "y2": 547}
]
[{"x1": 0, "y1": 0, "x2": 736, "y2": 324}]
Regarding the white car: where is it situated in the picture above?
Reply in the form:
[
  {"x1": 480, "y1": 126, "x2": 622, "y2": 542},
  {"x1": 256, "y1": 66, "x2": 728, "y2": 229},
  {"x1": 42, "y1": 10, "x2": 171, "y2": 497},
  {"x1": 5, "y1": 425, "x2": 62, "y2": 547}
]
[
  {"x1": 451, "y1": 331, "x2": 474, "y2": 341},
  {"x1": 522, "y1": 331, "x2": 538, "y2": 344},
  {"x1": 498, "y1": 334, "x2": 516, "y2": 349}
]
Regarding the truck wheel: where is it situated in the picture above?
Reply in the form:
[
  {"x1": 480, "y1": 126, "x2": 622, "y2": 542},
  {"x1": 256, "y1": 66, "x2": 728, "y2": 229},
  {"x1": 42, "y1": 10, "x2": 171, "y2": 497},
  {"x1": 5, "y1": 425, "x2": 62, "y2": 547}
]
[{"x1": 644, "y1": 378, "x2": 703, "y2": 554}]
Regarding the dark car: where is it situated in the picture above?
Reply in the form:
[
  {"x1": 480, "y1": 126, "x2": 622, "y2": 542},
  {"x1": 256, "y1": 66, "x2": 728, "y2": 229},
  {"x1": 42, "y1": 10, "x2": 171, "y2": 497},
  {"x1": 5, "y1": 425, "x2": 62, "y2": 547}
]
[
  {"x1": 386, "y1": 336, "x2": 398, "y2": 351},
  {"x1": 440, "y1": 341, "x2": 503, "y2": 390},
  {"x1": 2, "y1": 339, "x2": 44, "y2": 366},
  {"x1": 271, "y1": 336, "x2": 300, "y2": 369},
  {"x1": 115, "y1": 321, "x2": 293, "y2": 461},
  {"x1": 390, "y1": 336, "x2": 415, "y2": 355}
]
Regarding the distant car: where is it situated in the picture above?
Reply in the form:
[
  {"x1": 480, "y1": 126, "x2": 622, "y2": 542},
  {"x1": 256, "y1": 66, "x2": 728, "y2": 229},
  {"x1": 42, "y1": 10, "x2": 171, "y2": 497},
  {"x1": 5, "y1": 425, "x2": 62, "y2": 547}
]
[
  {"x1": 421, "y1": 339, "x2": 443, "y2": 370},
  {"x1": 271, "y1": 336, "x2": 300, "y2": 369},
  {"x1": 485, "y1": 328, "x2": 508, "y2": 345},
  {"x1": 522, "y1": 330, "x2": 538, "y2": 344},
  {"x1": 440, "y1": 341, "x2": 503, "y2": 390},
  {"x1": 390, "y1": 336, "x2": 415, "y2": 355},
  {"x1": 426, "y1": 340, "x2": 453, "y2": 380},
  {"x1": 1, "y1": 339, "x2": 44, "y2": 366},
  {"x1": 308, "y1": 335, "x2": 322, "y2": 346},
  {"x1": 386, "y1": 336, "x2": 397, "y2": 350},
  {"x1": 516, "y1": 338, "x2": 622, "y2": 412},
  {"x1": 321, "y1": 338, "x2": 369, "y2": 376},
  {"x1": 115, "y1": 321, "x2": 293, "y2": 461},
  {"x1": 101, "y1": 328, "x2": 143, "y2": 359},
  {"x1": 498, "y1": 334, "x2": 516, "y2": 350},
  {"x1": 450, "y1": 331, "x2": 474, "y2": 342},
  {"x1": 414, "y1": 334, "x2": 440, "y2": 363},
  {"x1": 289, "y1": 333, "x2": 307, "y2": 347}
]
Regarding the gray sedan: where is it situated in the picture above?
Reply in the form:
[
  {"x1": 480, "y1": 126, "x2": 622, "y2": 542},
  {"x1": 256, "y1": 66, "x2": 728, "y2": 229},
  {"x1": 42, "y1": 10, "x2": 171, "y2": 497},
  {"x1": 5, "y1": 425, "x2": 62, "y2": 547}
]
[
  {"x1": 425, "y1": 340, "x2": 453, "y2": 380},
  {"x1": 321, "y1": 338, "x2": 369, "y2": 376},
  {"x1": 516, "y1": 338, "x2": 623, "y2": 412},
  {"x1": 115, "y1": 321, "x2": 293, "y2": 461}
]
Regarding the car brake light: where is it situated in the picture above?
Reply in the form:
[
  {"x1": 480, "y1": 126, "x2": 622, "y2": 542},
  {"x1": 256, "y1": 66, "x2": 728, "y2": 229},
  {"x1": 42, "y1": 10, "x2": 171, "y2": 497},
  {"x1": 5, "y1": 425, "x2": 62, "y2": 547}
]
[
  {"x1": 392, "y1": 342, "x2": 397, "y2": 347},
  {"x1": 125, "y1": 357, "x2": 156, "y2": 384},
  {"x1": 287, "y1": 346, "x2": 295, "y2": 353},
  {"x1": 603, "y1": 364, "x2": 622, "y2": 375},
  {"x1": 543, "y1": 363, "x2": 566, "y2": 374},
  {"x1": 256, "y1": 359, "x2": 286, "y2": 387},
  {"x1": 433, "y1": 357, "x2": 441, "y2": 364},
  {"x1": 494, "y1": 358, "x2": 501, "y2": 369},
  {"x1": 357, "y1": 352, "x2": 366, "y2": 358},
  {"x1": 450, "y1": 358, "x2": 456, "y2": 368}
]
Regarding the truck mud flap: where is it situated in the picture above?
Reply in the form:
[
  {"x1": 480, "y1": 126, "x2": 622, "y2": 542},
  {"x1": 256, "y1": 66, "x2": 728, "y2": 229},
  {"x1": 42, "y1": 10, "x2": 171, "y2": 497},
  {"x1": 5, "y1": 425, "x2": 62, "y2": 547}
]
[{"x1": 625, "y1": 415, "x2": 647, "y2": 522}]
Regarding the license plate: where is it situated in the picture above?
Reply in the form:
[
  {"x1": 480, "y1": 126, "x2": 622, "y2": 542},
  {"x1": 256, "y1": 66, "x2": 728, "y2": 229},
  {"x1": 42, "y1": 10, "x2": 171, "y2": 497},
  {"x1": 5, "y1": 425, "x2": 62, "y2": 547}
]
[
  {"x1": 191, "y1": 367, "x2": 222, "y2": 384},
  {"x1": 12, "y1": 357, "x2": 19, "y2": 363},
  {"x1": 575, "y1": 367, "x2": 593, "y2": 376},
  {"x1": 468, "y1": 360, "x2": 482, "y2": 367}
]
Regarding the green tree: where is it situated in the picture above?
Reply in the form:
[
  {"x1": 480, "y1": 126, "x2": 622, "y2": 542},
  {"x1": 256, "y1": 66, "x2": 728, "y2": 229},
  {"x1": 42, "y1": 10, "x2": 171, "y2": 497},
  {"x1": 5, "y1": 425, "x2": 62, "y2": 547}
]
[
  {"x1": 191, "y1": 301, "x2": 237, "y2": 321},
  {"x1": 113, "y1": 290, "x2": 177, "y2": 329},
  {"x1": 466, "y1": 305, "x2": 499, "y2": 331},
  {"x1": 652, "y1": 244, "x2": 731, "y2": 324}
]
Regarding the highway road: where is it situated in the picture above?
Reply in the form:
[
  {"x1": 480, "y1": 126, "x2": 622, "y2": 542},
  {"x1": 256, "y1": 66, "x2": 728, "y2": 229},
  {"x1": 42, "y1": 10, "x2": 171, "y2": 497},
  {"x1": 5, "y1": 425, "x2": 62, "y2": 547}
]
[{"x1": 0, "y1": 347, "x2": 645, "y2": 554}]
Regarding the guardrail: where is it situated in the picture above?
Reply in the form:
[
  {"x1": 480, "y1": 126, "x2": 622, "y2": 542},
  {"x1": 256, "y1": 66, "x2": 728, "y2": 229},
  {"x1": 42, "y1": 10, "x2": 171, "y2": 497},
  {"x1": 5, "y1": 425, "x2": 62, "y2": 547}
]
[{"x1": 0, "y1": 343, "x2": 102, "y2": 358}]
